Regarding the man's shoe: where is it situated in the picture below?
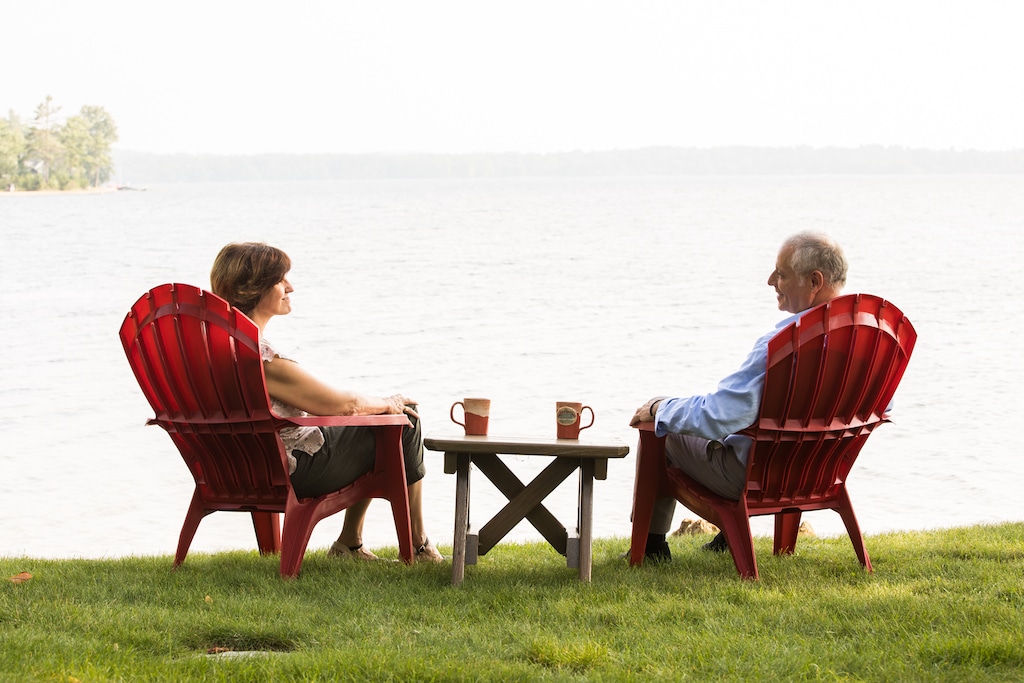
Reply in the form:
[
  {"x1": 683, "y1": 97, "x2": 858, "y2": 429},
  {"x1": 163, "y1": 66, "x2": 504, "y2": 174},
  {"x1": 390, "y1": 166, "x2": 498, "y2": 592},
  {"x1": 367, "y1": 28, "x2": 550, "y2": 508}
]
[
  {"x1": 620, "y1": 534, "x2": 673, "y2": 562},
  {"x1": 702, "y1": 531, "x2": 729, "y2": 553},
  {"x1": 644, "y1": 538, "x2": 672, "y2": 563}
]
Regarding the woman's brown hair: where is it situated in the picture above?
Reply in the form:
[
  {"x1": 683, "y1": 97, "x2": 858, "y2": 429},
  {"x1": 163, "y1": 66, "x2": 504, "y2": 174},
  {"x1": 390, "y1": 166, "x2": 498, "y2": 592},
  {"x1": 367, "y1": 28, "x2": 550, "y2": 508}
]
[{"x1": 210, "y1": 242, "x2": 291, "y2": 314}]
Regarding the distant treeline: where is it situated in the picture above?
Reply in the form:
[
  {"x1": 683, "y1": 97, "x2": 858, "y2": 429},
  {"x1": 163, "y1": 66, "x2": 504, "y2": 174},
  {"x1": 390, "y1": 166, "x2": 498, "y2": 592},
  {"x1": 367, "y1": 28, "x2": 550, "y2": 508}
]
[
  {"x1": 113, "y1": 146, "x2": 1024, "y2": 184},
  {"x1": 2, "y1": 96, "x2": 118, "y2": 190}
]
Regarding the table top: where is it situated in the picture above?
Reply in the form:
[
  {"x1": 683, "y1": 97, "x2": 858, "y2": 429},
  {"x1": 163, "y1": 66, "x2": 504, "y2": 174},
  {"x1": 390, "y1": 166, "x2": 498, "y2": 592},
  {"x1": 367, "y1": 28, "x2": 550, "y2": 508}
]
[{"x1": 424, "y1": 433, "x2": 629, "y2": 459}]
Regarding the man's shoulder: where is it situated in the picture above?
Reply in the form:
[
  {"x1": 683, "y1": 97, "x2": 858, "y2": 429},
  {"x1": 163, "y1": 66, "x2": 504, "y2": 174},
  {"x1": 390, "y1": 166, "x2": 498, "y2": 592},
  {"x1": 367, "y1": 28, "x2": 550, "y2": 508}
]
[{"x1": 759, "y1": 311, "x2": 802, "y2": 340}]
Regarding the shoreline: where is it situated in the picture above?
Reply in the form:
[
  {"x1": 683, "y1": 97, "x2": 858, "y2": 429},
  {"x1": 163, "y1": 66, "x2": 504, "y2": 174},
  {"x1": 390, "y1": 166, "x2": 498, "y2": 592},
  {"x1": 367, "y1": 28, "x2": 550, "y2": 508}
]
[{"x1": 1, "y1": 185, "x2": 121, "y2": 197}]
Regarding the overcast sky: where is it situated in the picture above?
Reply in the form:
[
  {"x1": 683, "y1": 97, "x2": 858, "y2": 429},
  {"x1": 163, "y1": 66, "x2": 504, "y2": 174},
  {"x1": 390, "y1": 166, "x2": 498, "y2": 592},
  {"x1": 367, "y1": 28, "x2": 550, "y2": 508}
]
[{"x1": 5, "y1": 1, "x2": 1021, "y2": 155}]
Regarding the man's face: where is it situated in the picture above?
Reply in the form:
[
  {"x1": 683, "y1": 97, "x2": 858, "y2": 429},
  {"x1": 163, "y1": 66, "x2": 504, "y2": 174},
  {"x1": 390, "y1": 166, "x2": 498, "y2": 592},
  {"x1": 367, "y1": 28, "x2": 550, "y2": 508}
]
[{"x1": 768, "y1": 246, "x2": 816, "y2": 314}]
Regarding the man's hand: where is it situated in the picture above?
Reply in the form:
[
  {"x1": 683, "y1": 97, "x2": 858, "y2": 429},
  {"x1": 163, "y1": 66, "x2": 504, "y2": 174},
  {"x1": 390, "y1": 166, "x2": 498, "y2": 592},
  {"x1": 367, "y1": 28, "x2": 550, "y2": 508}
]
[{"x1": 630, "y1": 396, "x2": 668, "y2": 426}]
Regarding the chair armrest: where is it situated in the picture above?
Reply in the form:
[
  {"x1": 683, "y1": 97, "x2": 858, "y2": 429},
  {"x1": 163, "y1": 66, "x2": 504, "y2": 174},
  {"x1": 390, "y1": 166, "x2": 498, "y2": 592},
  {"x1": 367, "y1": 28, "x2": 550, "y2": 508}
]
[
  {"x1": 282, "y1": 414, "x2": 412, "y2": 428},
  {"x1": 632, "y1": 422, "x2": 658, "y2": 433}
]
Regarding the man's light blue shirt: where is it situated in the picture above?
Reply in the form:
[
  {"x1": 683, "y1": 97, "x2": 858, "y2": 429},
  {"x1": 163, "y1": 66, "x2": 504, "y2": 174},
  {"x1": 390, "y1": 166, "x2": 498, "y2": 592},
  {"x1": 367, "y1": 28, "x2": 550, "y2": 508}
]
[{"x1": 653, "y1": 310, "x2": 803, "y2": 466}]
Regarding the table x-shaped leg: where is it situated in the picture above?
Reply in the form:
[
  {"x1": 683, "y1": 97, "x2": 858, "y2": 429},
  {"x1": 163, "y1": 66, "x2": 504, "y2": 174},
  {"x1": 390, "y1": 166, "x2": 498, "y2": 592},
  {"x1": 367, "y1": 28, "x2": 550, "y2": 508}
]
[
  {"x1": 444, "y1": 448, "x2": 610, "y2": 584},
  {"x1": 474, "y1": 454, "x2": 579, "y2": 556}
]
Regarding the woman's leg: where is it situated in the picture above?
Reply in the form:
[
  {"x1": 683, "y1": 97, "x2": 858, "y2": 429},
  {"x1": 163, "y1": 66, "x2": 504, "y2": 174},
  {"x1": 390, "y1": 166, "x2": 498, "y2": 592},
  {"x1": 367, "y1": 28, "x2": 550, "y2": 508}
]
[
  {"x1": 408, "y1": 480, "x2": 427, "y2": 547},
  {"x1": 336, "y1": 498, "x2": 372, "y2": 548},
  {"x1": 398, "y1": 413, "x2": 442, "y2": 560},
  {"x1": 290, "y1": 427, "x2": 376, "y2": 499},
  {"x1": 407, "y1": 478, "x2": 443, "y2": 561},
  {"x1": 291, "y1": 414, "x2": 441, "y2": 560},
  {"x1": 328, "y1": 498, "x2": 377, "y2": 559},
  {"x1": 291, "y1": 426, "x2": 377, "y2": 558},
  {"x1": 401, "y1": 413, "x2": 428, "y2": 548}
]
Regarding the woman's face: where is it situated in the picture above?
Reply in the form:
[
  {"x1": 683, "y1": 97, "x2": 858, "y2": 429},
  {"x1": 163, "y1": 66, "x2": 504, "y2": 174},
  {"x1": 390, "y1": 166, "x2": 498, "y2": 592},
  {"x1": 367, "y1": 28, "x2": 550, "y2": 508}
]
[{"x1": 252, "y1": 275, "x2": 293, "y2": 321}]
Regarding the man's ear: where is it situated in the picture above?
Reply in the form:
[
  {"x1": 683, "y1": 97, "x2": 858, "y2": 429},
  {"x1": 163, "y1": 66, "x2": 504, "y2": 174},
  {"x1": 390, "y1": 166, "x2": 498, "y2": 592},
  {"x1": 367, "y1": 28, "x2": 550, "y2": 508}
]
[{"x1": 809, "y1": 270, "x2": 823, "y2": 290}]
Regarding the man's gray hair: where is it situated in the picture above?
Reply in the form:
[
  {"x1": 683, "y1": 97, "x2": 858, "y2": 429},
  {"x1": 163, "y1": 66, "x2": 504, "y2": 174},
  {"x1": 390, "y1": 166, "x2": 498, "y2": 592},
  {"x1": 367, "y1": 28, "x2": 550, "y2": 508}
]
[{"x1": 784, "y1": 231, "x2": 848, "y2": 288}]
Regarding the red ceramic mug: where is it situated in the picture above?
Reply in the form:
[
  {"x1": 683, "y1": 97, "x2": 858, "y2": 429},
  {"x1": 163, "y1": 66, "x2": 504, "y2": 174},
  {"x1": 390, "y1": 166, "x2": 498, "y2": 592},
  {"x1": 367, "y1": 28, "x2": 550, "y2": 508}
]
[
  {"x1": 555, "y1": 401, "x2": 594, "y2": 439},
  {"x1": 451, "y1": 398, "x2": 490, "y2": 436}
]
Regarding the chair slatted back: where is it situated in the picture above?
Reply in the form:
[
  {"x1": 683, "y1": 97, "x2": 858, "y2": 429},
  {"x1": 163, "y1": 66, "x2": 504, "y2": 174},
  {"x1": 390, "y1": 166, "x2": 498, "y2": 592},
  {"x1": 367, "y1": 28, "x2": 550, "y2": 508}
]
[
  {"x1": 740, "y1": 294, "x2": 917, "y2": 507},
  {"x1": 120, "y1": 283, "x2": 291, "y2": 506}
]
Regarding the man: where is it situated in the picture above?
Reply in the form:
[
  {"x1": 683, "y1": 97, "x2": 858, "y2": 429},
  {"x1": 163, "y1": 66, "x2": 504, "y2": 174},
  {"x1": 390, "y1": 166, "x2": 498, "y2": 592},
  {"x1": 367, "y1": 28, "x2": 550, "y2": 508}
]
[{"x1": 630, "y1": 231, "x2": 848, "y2": 561}]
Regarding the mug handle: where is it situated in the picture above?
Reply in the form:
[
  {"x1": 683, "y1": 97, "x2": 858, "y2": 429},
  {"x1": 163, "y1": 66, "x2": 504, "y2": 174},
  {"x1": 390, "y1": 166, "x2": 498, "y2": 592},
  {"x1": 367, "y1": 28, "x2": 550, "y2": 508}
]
[
  {"x1": 450, "y1": 401, "x2": 466, "y2": 429},
  {"x1": 578, "y1": 405, "x2": 595, "y2": 432}
]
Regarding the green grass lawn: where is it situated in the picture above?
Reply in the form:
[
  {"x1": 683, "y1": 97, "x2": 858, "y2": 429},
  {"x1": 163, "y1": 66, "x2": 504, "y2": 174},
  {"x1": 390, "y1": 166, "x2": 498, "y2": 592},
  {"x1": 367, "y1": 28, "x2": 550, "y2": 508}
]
[{"x1": 2, "y1": 523, "x2": 1022, "y2": 682}]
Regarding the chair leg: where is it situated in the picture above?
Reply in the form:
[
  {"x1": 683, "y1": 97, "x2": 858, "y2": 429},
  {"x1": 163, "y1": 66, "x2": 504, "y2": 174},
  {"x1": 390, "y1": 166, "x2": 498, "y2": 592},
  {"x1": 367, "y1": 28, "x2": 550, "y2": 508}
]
[
  {"x1": 719, "y1": 514, "x2": 759, "y2": 580},
  {"x1": 835, "y1": 487, "x2": 873, "y2": 572},
  {"x1": 388, "y1": 483, "x2": 414, "y2": 565},
  {"x1": 175, "y1": 489, "x2": 208, "y2": 569},
  {"x1": 774, "y1": 510, "x2": 802, "y2": 556},
  {"x1": 278, "y1": 501, "x2": 319, "y2": 579},
  {"x1": 629, "y1": 488, "x2": 656, "y2": 567},
  {"x1": 377, "y1": 425, "x2": 414, "y2": 564},
  {"x1": 251, "y1": 512, "x2": 282, "y2": 555},
  {"x1": 629, "y1": 431, "x2": 666, "y2": 567}
]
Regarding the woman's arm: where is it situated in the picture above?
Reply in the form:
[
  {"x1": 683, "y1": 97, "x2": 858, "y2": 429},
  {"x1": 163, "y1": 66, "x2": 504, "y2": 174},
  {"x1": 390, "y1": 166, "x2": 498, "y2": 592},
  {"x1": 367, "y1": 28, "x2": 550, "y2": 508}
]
[{"x1": 263, "y1": 356, "x2": 415, "y2": 417}]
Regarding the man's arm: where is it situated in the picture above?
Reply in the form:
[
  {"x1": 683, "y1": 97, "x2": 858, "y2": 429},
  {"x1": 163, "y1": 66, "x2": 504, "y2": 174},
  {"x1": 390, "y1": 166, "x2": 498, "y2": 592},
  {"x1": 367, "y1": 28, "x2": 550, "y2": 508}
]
[{"x1": 641, "y1": 326, "x2": 776, "y2": 440}]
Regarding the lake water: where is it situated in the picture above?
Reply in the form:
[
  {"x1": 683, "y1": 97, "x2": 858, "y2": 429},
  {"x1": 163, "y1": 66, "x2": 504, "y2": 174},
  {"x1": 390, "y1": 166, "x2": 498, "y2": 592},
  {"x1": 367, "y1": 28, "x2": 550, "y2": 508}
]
[{"x1": 2, "y1": 175, "x2": 1022, "y2": 560}]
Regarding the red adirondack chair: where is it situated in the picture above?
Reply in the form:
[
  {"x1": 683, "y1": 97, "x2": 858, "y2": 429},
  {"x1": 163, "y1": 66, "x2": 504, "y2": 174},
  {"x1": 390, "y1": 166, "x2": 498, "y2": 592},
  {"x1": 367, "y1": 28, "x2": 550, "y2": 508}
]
[
  {"x1": 120, "y1": 283, "x2": 415, "y2": 578},
  {"x1": 629, "y1": 293, "x2": 917, "y2": 579}
]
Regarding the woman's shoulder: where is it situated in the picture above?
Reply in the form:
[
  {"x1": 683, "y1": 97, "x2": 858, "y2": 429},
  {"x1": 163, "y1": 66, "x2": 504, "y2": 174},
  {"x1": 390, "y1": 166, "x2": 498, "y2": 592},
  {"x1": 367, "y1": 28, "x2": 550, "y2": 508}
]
[
  {"x1": 260, "y1": 336, "x2": 301, "y2": 366},
  {"x1": 259, "y1": 337, "x2": 280, "y2": 363}
]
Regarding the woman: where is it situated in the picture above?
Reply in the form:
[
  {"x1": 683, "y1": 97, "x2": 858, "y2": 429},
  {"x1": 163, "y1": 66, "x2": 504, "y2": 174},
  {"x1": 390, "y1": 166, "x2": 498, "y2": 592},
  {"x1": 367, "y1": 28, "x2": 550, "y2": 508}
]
[{"x1": 210, "y1": 242, "x2": 443, "y2": 562}]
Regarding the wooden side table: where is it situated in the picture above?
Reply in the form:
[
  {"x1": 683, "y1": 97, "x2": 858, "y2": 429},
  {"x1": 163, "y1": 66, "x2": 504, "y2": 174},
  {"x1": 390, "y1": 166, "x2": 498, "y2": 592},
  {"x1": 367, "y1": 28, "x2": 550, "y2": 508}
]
[{"x1": 423, "y1": 434, "x2": 629, "y2": 584}]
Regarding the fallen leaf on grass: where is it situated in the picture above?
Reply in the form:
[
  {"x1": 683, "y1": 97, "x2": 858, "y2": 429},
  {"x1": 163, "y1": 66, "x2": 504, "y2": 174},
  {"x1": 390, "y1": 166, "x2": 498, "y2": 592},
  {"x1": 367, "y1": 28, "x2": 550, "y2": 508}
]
[
  {"x1": 8, "y1": 572, "x2": 32, "y2": 584},
  {"x1": 207, "y1": 647, "x2": 232, "y2": 654}
]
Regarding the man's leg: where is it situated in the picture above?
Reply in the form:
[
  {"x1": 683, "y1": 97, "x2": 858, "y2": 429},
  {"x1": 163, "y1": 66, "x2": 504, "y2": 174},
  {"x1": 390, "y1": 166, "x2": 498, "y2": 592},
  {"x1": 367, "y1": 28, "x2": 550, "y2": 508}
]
[
  {"x1": 664, "y1": 434, "x2": 745, "y2": 553},
  {"x1": 665, "y1": 434, "x2": 745, "y2": 500},
  {"x1": 641, "y1": 436, "x2": 712, "y2": 561}
]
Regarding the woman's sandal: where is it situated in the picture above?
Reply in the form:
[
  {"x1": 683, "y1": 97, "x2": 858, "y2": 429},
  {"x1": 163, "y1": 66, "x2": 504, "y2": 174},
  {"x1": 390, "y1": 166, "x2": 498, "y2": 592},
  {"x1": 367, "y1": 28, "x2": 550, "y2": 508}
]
[
  {"x1": 415, "y1": 538, "x2": 445, "y2": 563},
  {"x1": 327, "y1": 541, "x2": 379, "y2": 561}
]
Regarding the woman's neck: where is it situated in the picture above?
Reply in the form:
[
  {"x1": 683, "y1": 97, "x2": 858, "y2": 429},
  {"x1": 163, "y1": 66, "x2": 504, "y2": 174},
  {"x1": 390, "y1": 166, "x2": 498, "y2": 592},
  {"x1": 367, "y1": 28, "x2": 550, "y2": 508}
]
[{"x1": 248, "y1": 311, "x2": 272, "y2": 334}]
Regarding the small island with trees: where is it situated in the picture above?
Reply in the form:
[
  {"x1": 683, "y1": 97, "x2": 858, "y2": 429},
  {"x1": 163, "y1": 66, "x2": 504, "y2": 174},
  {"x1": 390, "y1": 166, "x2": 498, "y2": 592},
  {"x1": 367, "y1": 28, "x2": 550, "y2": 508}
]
[{"x1": 1, "y1": 95, "x2": 118, "y2": 192}]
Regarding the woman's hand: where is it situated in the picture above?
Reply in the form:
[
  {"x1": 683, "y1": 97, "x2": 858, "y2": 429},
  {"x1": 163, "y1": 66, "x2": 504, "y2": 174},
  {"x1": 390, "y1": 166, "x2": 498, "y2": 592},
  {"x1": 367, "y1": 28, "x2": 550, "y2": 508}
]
[{"x1": 384, "y1": 394, "x2": 419, "y2": 420}]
